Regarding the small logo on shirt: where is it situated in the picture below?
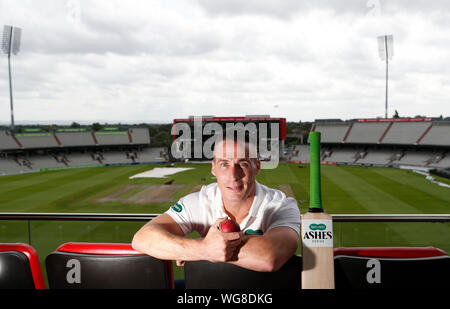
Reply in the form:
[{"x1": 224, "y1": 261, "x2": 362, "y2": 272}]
[
  {"x1": 244, "y1": 229, "x2": 263, "y2": 235},
  {"x1": 171, "y1": 202, "x2": 183, "y2": 213}
]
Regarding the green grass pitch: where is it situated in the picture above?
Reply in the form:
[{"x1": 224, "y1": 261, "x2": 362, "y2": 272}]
[{"x1": 0, "y1": 162, "x2": 449, "y2": 283}]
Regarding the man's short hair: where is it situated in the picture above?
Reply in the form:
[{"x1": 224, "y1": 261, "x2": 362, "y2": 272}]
[{"x1": 213, "y1": 127, "x2": 259, "y2": 160}]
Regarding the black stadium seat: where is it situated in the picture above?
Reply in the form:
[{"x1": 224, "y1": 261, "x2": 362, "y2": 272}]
[
  {"x1": 184, "y1": 255, "x2": 302, "y2": 289},
  {"x1": 334, "y1": 246, "x2": 448, "y2": 259},
  {"x1": 45, "y1": 242, "x2": 174, "y2": 289},
  {"x1": 333, "y1": 247, "x2": 450, "y2": 289},
  {"x1": 0, "y1": 243, "x2": 46, "y2": 289}
]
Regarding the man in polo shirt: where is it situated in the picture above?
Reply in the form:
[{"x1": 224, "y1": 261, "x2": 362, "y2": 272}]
[{"x1": 132, "y1": 134, "x2": 300, "y2": 272}]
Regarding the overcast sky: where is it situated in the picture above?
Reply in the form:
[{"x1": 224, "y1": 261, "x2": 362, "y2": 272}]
[{"x1": 0, "y1": 0, "x2": 449, "y2": 124}]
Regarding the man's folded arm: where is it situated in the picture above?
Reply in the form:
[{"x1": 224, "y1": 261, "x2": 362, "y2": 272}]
[
  {"x1": 131, "y1": 214, "x2": 202, "y2": 262},
  {"x1": 230, "y1": 226, "x2": 299, "y2": 272}
]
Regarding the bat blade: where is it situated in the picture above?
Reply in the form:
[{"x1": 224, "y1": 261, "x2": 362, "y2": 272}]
[
  {"x1": 301, "y1": 211, "x2": 335, "y2": 289},
  {"x1": 301, "y1": 131, "x2": 335, "y2": 289}
]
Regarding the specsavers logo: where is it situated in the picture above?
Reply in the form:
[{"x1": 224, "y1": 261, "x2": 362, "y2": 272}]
[
  {"x1": 171, "y1": 202, "x2": 183, "y2": 213},
  {"x1": 309, "y1": 223, "x2": 326, "y2": 231}
]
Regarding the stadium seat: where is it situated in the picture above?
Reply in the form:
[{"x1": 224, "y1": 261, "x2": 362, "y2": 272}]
[
  {"x1": 0, "y1": 243, "x2": 46, "y2": 289},
  {"x1": 184, "y1": 255, "x2": 302, "y2": 289},
  {"x1": 45, "y1": 242, "x2": 174, "y2": 289},
  {"x1": 333, "y1": 247, "x2": 450, "y2": 289},
  {"x1": 334, "y1": 246, "x2": 448, "y2": 258}
]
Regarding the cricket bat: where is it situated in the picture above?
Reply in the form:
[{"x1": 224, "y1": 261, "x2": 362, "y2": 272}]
[{"x1": 301, "y1": 131, "x2": 335, "y2": 289}]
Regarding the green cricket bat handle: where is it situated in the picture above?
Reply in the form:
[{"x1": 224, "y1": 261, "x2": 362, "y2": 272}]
[{"x1": 309, "y1": 131, "x2": 323, "y2": 212}]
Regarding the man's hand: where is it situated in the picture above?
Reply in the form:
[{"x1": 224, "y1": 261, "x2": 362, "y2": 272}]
[{"x1": 200, "y1": 217, "x2": 243, "y2": 263}]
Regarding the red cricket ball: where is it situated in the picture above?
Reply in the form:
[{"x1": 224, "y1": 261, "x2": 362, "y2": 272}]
[{"x1": 219, "y1": 218, "x2": 240, "y2": 233}]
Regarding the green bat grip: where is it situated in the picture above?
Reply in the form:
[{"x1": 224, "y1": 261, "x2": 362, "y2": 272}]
[{"x1": 309, "y1": 131, "x2": 323, "y2": 211}]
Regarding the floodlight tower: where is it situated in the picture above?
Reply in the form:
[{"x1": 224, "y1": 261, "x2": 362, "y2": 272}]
[
  {"x1": 2, "y1": 25, "x2": 22, "y2": 132},
  {"x1": 377, "y1": 35, "x2": 393, "y2": 119}
]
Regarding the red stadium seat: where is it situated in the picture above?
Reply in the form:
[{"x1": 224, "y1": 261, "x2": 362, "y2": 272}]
[
  {"x1": 0, "y1": 243, "x2": 46, "y2": 289},
  {"x1": 45, "y1": 242, "x2": 174, "y2": 289},
  {"x1": 334, "y1": 246, "x2": 448, "y2": 258}
]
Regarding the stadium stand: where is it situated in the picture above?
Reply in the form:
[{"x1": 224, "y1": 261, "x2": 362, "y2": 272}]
[
  {"x1": 0, "y1": 243, "x2": 46, "y2": 289},
  {"x1": 305, "y1": 118, "x2": 450, "y2": 168},
  {"x1": 137, "y1": 148, "x2": 168, "y2": 163},
  {"x1": 0, "y1": 157, "x2": 26, "y2": 175},
  {"x1": 0, "y1": 130, "x2": 20, "y2": 150},
  {"x1": 354, "y1": 149, "x2": 393, "y2": 165},
  {"x1": 288, "y1": 145, "x2": 310, "y2": 162},
  {"x1": 45, "y1": 242, "x2": 174, "y2": 289},
  {"x1": 419, "y1": 122, "x2": 450, "y2": 146},
  {"x1": 313, "y1": 122, "x2": 349, "y2": 143},
  {"x1": 184, "y1": 255, "x2": 302, "y2": 289},
  {"x1": 100, "y1": 151, "x2": 134, "y2": 164},
  {"x1": 0, "y1": 127, "x2": 161, "y2": 175},
  {"x1": 1, "y1": 119, "x2": 448, "y2": 174},
  {"x1": 396, "y1": 149, "x2": 435, "y2": 166},
  {"x1": 434, "y1": 155, "x2": 450, "y2": 168},
  {"x1": 55, "y1": 131, "x2": 96, "y2": 147},
  {"x1": 381, "y1": 122, "x2": 431, "y2": 145},
  {"x1": 345, "y1": 122, "x2": 391, "y2": 144},
  {"x1": 28, "y1": 154, "x2": 68, "y2": 170},
  {"x1": 15, "y1": 134, "x2": 59, "y2": 149},
  {"x1": 326, "y1": 147, "x2": 358, "y2": 163},
  {"x1": 129, "y1": 128, "x2": 151, "y2": 144},
  {"x1": 94, "y1": 132, "x2": 130, "y2": 146}
]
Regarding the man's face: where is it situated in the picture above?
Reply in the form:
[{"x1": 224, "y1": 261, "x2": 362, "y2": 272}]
[{"x1": 211, "y1": 139, "x2": 260, "y2": 204}]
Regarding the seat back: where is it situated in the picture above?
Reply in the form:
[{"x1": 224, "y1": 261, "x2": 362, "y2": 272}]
[
  {"x1": 45, "y1": 242, "x2": 174, "y2": 289},
  {"x1": 335, "y1": 255, "x2": 450, "y2": 289},
  {"x1": 334, "y1": 246, "x2": 448, "y2": 258},
  {"x1": 184, "y1": 255, "x2": 302, "y2": 289},
  {"x1": 334, "y1": 247, "x2": 450, "y2": 289},
  {"x1": 0, "y1": 243, "x2": 46, "y2": 289}
]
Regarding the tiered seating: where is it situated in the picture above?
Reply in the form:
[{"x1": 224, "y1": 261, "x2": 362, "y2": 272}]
[
  {"x1": 313, "y1": 123, "x2": 349, "y2": 143},
  {"x1": 355, "y1": 149, "x2": 393, "y2": 165},
  {"x1": 345, "y1": 122, "x2": 391, "y2": 144},
  {"x1": 94, "y1": 132, "x2": 130, "y2": 146},
  {"x1": 136, "y1": 147, "x2": 168, "y2": 163},
  {"x1": 398, "y1": 150, "x2": 435, "y2": 166},
  {"x1": 55, "y1": 132, "x2": 96, "y2": 147},
  {"x1": 431, "y1": 154, "x2": 450, "y2": 168},
  {"x1": 381, "y1": 122, "x2": 431, "y2": 145},
  {"x1": 0, "y1": 157, "x2": 25, "y2": 174},
  {"x1": 29, "y1": 155, "x2": 67, "y2": 170},
  {"x1": 288, "y1": 145, "x2": 310, "y2": 162},
  {"x1": 101, "y1": 151, "x2": 134, "y2": 164},
  {"x1": 420, "y1": 123, "x2": 450, "y2": 146},
  {"x1": 129, "y1": 128, "x2": 151, "y2": 144},
  {"x1": 15, "y1": 134, "x2": 59, "y2": 149},
  {"x1": 0, "y1": 130, "x2": 20, "y2": 150},
  {"x1": 326, "y1": 148, "x2": 357, "y2": 163}
]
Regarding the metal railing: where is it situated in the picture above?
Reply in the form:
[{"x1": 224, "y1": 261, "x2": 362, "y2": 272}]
[
  {"x1": 0, "y1": 212, "x2": 449, "y2": 222},
  {"x1": 0, "y1": 213, "x2": 449, "y2": 251},
  {"x1": 1, "y1": 212, "x2": 447, "y2": 285}
]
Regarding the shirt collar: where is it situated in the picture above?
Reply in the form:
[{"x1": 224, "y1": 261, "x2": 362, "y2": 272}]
[{"x1": 241, "y1": 181, "x2": 265, "y2": 226}]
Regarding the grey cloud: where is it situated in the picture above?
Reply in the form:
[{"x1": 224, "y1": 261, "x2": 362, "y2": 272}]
[
  {"x1": 197, "y1": 0, "x2": 376, "y2": 19},
  {"x1": 197, "y1": 0, "x2": 450, "y2": 19}
]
